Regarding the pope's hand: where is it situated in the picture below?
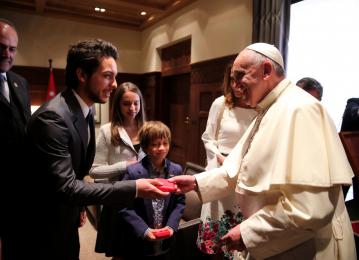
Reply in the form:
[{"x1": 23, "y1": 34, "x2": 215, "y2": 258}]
[
  {"x1": 220, "y1": 224, "x2": 246, "y2": 251},
  {"x1": 168, "y1": 175, "x2": 197, "y2": 193},
  {"x1": 136, "y1": 179, "x2": 169, "y2": 199},
  {"x1": 216, "y1": 153, "x2": 226, "y2": 165}
]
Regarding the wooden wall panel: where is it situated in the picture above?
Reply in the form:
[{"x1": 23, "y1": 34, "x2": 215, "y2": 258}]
[
  {"x1": 141, "y1": 72, "x2": 161, "y2": 120},
  {"x1": 161, "y1": 39, "x2": 191, "y2": 76},
  {"x1": 12, "y1": 65, "x2": 66, "y2": 105}
]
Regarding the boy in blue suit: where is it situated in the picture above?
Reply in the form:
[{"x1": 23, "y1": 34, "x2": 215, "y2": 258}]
[{"x1": 119, "y1": 121, "x2": 185, "y2": 259}]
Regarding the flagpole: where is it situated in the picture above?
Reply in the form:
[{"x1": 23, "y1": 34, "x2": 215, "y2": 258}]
[{"x1": 45, "y1": 59, "x2": 57, "y2": 102}]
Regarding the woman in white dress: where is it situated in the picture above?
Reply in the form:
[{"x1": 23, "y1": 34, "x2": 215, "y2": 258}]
[
  {"x1": 197, "y1": 65, "x2": 256, "y2": 259},
  {"x1": 89, "y1": 82, "x2": 146, "y2": 259}
]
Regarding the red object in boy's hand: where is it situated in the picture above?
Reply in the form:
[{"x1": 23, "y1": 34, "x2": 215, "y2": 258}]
[
  {"x1": 154, "y1": 178, "x2": 176, "y2": 192},
  {"x1": 153, "y1": 229, "x2": 171, "y2": 238}
]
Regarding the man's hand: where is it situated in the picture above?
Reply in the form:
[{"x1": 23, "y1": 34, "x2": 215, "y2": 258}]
[
  {"x1": 220, "y1": 224, "x2": 246, "y2": 251},
  {"x1": 144, "y1": 229, "x2": 157, "y2": 241},
  {"x1": 216, "y1": 154, "x2": 226, "y2": 166},
  {"x1": 78, "y1": 210, "x2": 87, "y2": 227},
  {"x1": 136, "y1": 179, "x2": 169, "y2": 199},
  {"x1": 146, "y1": 227, "x2": 173, "y2": 241},
  {"x1": 168, "y1": 175, "x2": 197, "y2": 193}
]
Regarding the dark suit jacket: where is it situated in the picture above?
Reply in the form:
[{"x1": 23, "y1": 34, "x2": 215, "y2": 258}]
[
  {"x1": 341, "y1": 98, "x2": 359, "y2": 201},
  {"x1": 119, "y1": 156, "x2": 185, "y2": 257},
  {"x1": 0, "y1": 71, "x2": 31, "y2": 258},
  {"x1": 26, "y1": 88, "x2": 137, "y2": 260},
  {"x1": 0, "y1": 70, "x2": 31, "y2": 176},
  {"x1": 341, "y1": 98, "x2": 359, "y2": 132}
]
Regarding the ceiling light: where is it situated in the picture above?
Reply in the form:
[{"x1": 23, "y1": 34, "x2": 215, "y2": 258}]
[
  {"x1": 140, "y1": 11, "x2": 147, "y2": 16},
  {"x1": 94, "y1": 7, "x2": 106, "y2": 12}
]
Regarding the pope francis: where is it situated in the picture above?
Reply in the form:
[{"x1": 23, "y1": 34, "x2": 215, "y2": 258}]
[{"x1": 170, "y1": 43, "x2": 356, "y2": 259}]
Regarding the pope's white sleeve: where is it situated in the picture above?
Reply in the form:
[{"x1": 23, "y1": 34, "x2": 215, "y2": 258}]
[
  {"x1": 240, "y1": 185, "x2": 339, "y2": 259},
  {"x1": 196, "y1": 166, "x2": 237, "y2": 203}
]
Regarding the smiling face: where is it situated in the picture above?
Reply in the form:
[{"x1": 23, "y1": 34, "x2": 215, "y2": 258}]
[
  {"x1": 78, "y1": 56, "x2": 118, "y2": 106},
  {"x1": 0, "y1": 22, "x2": 18, "y2": 73},
  {"x1": 231, "y1": 50, "x2": 279, "y2": 108},
  {"x1": 146, "y1": 137, "x2": 170, "y2": 166},
  {"x1": 139, "y1": 121, "x2": 171, "y2": 168},
  {"x1": 120, "y1": 90, "x2": 141, "y2": 122},
  {"x1": 231, "y1": 50, "x2": 265, "y2": 107}
]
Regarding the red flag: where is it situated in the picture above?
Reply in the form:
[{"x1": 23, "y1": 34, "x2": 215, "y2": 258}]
[{"x1": 45, "y1": 66, "x2": 57, "y2": 101}]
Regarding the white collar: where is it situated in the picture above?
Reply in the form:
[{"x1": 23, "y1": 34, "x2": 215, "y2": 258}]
[
  {"x1": 1, "y1": 72, "x2": 7, "y2": 81},
  {"x1": 71, "y1": 89, "x2": 91, "y2": 118}
]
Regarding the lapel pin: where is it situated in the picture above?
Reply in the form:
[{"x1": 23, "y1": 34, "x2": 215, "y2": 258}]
[{"x1": 13, "y1": 82, "x2": 18, "y2": 88}]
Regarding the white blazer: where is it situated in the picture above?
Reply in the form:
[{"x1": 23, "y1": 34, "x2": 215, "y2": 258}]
[{"x1": 89, "y1": 123, "x2": 145, "y2": 182}]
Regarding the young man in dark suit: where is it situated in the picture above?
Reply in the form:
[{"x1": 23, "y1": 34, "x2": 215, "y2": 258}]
[
  {"x1": 0, "y1": 19, "x2": 32, "y2": 260},
  {"x1": 26, "y1": 39, "x2": 169, "y2": 260}
]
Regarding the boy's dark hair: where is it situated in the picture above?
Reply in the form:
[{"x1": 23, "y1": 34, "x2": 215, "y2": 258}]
[
  {"x1": 139, "y1": 121, "x2": 171, "y2": 150},
  {"x1": 65, "y1": 39, "x2": 118, "y2": 89}
]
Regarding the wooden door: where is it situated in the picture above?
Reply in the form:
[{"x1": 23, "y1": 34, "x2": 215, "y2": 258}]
[
  {"x1": 162, "y1": 74, "x2": 190, "y2": 166},
  {"x1": 189, "y1": 83, "x2": 222, "y2": 166}
]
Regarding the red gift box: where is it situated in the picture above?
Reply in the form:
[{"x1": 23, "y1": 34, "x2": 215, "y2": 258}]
[
  {"x1": 153, "y1": 229, "x2": 171, "y2": 238},
  {"x1": 154, "y1": 178, "x2": 176, "y2": 192}
]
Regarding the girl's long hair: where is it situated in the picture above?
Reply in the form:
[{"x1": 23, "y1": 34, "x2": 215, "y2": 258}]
[{"x1": 110, "y1": 82, "x2": 146, "y2": 146}]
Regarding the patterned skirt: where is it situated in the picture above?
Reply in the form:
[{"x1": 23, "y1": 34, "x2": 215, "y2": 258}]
[{"x1": 197, "y1": 193, "x2": 243, "y2": 259}]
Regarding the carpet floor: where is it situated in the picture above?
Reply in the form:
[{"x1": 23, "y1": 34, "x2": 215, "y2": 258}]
[{"x1": 79, "y1": 219, "x2": 111, "y2": 260}]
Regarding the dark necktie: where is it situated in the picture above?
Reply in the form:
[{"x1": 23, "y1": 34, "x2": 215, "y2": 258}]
[
  {"x1": 85, "y1": 109, "x2": 95, "y2": 166},
  {"x1": 86, "y1": 109, "x2": 94, "y2": 146},
  {"x1": 0, "y1": 74, "x2": 10, "y2": 103}
]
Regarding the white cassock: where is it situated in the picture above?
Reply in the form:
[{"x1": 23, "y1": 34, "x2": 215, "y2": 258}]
[{"x1": 195, "y1": 79, "x2": 356, "y2": 259}]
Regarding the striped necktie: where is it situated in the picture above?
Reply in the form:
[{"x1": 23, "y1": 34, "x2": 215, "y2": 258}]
[{"x1": 0, "y1": 74, "x2": 10, "y2": 102}]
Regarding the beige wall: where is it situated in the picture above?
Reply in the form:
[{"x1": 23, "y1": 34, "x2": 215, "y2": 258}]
[
  {"x1": 0, "y1": 10, "x2": 142, "y2": 124},
  {"x1": 0, "y1": 10, "x2": 142, "y2": 73},
  {"x1": 0, "y1": 0, "x2": 253, "y2": 124},
  {"x1": 141, "y1": 0, "x2": 253, "y2": 72},
  {"x1": 1, "y1": 0, "x2": 253, "y2": 73}
]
